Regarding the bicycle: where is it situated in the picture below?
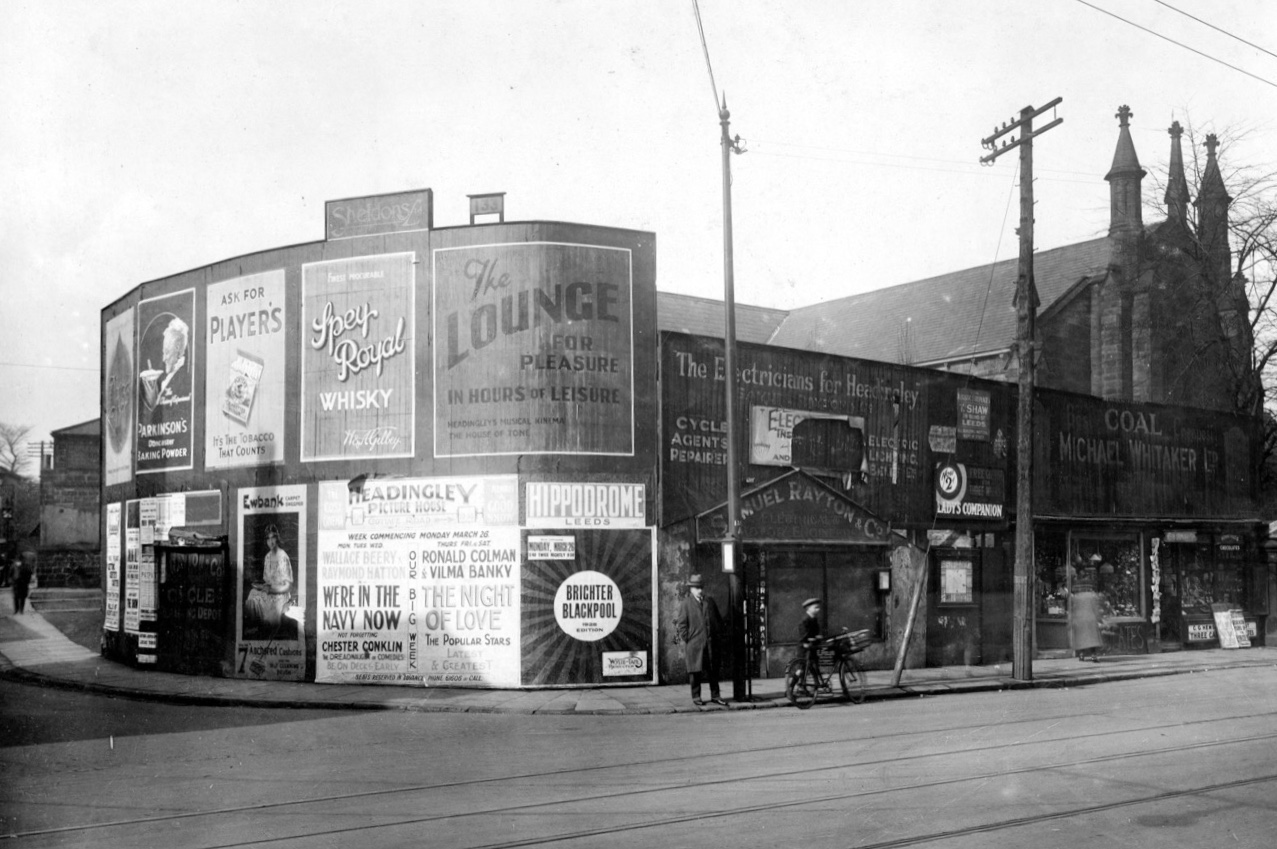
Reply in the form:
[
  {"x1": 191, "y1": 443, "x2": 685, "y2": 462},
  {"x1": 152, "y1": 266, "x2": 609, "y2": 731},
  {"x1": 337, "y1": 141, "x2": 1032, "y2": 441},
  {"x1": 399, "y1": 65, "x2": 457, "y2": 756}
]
[{"x1": 785, "y1": 628, "x2": 872, "y2": 709}]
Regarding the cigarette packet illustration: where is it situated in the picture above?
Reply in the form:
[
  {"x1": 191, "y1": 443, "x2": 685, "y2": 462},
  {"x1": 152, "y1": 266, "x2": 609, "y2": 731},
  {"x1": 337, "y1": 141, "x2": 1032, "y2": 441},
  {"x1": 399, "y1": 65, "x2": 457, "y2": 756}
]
[{"x1": 223, "y1": 350, "x2": 264, "y2": 425}]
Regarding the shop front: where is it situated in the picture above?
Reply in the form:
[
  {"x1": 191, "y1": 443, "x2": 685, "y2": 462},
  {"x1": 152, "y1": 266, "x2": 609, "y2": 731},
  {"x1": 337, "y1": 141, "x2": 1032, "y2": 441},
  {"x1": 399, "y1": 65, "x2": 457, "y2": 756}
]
[
  {"x1": 1032, "y1": 392, "x2": 1264, "y2": 656},
  {"x1": 695, "y1": 469, "x2": 893, "y2": 677}
]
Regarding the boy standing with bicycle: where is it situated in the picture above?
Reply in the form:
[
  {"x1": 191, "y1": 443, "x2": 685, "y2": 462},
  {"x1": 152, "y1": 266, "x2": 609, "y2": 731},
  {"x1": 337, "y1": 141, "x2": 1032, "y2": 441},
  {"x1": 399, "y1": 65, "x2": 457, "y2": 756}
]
[{"x1": 799, "y1": 598, "x2": 825, "y2": 688}]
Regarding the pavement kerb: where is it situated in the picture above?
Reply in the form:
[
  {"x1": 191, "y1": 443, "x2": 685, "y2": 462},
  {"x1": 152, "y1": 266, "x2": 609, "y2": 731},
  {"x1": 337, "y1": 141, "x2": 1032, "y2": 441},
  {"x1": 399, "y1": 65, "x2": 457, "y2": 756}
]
[
  {"x1": 3, "y1": 656, "x2": 1276, "y2": 715},
  {"x1": 4, "y1": 589, "x2": 1276, "y2": 715}
]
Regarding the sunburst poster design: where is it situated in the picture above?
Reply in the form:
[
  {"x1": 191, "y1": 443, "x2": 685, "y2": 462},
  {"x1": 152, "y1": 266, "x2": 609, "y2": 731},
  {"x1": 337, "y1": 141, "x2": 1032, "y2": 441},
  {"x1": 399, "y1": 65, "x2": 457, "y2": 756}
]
[{"x1": 520, "y1": 528, "x2": 656, "y2": 686}]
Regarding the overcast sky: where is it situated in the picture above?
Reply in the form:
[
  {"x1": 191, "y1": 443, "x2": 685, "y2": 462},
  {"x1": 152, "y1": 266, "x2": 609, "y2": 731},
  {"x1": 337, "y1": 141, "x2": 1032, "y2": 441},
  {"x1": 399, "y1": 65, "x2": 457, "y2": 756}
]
[{"x1": 2, "y1": 0, "x2": 1274, "y2": 449}]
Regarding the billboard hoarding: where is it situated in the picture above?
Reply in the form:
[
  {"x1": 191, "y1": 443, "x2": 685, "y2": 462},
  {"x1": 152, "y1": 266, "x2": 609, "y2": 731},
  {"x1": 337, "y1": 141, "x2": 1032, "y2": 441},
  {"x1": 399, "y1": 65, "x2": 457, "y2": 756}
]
[
  {"x1": 301, "y1": 253, "x2": 416, "y2": 461},
  {"x1": 433, "y1": 242, "x2": 635, "y2": 457},
  {"x1": 136, "y1": 289, "x2": 196, "y2": 474},
  {"x1": 205, "y1": 270, "x2": 287, "y2": 469}
]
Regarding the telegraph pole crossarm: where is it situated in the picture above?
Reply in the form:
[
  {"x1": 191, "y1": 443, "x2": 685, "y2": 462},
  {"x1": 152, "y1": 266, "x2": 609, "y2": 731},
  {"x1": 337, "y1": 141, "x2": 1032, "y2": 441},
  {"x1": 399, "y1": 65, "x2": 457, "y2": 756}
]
[{"x1": 978, "y1": 97, "x2": 1062, "y2": 682}]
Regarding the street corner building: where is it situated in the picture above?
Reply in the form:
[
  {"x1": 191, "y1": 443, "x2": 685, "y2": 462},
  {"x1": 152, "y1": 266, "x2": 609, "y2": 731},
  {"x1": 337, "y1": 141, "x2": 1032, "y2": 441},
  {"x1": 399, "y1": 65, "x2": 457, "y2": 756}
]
[
  {"x1": 100, "y1": 190, "x2": 662, "y2": 687},
  {"x1": 99, "y1": 108, "x2": 1271, "y2": 692}
]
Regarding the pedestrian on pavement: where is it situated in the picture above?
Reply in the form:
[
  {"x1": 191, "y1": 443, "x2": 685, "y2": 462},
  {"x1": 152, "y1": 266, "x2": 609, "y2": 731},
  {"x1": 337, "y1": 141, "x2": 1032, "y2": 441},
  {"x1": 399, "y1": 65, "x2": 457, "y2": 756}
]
[
  {"x1": 674, "y1": 574, "x2": 727, "y2": 707},
  {"x1": 799, "y1": 598, "x2": 825, "y2": 679},
  {"x1": 12, "y1": 555, "x2": 34, "y2": 614},
  {"x1": 1068, "y1": 571, "x2": 1107, "y2": 662}
]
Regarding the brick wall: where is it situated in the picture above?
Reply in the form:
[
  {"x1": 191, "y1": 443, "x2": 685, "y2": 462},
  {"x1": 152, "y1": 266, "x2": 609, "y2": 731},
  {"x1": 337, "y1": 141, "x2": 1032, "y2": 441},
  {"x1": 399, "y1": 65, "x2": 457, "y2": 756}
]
[{"x1": 33, "y1": 548, "x2": 100, "y2": 588}]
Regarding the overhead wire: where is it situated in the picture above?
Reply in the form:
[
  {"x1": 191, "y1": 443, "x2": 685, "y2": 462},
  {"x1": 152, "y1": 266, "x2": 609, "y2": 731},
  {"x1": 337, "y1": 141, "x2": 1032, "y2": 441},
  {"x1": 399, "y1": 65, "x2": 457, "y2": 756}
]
[
  {"x1": 1073, "y1": 0, "x2": 1277, "y2": 89},
  {"x1": 1151, "y1": 0, "x2": 1277, "y2": 62},
  {"x1": 691, "y1": 0, "x2": 721, "y2": 110}
]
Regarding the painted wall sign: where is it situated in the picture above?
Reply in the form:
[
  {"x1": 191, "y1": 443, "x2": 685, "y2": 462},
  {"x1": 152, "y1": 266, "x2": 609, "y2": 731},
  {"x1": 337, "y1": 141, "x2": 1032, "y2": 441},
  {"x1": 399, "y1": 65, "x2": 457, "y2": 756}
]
[
  {"x1": 235, "y1": 485, "x2": 308, "y2": 681},
  {"x1": 205, "y1": 270, "x2": 287, "y2": 469},
  {"x1": 525, "y1": 482, "x2": 645, "y2": 528},
  {"x1": 316, "y1": 476, "x2": 521, "y2": 687},
  {"x1": 433, "y1": 242, "x2": 635, "y2": 457},
  {"x1": 136, "y1": 289, "x2": 196, "y2": 474},
  {"x1": 661, "y1": 334, "x2": 934, "y2": 526},
  {"x1": 1034, "y1": 394, "x2": 1259, "y2": 518},
  {"x1": 697, "y1": 470, "x2": 891, "y2": 545},
  {"x1": 104, "y1": 309, "x2": 135, "y2": 486},
  {"x1": 301, "y1": 253, "x2": 416, "y2": 461},
  {"x1": 325, "y1": 189, "x2": 432, "y2": 240}
]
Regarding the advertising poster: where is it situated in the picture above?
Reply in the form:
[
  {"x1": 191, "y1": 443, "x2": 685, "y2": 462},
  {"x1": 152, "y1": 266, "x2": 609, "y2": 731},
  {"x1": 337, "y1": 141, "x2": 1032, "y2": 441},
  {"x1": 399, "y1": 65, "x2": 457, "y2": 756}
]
[
  {"x1": 519, "y1": 528, "x2": 656, "y2": 686},
  {"x1": 316, "y1": 475, "x2": 520, "y2": 687},
  {"x1": 124, "y1": 501, "x2": 141, "y2": 633},
  {"x1": 137, "y1": 289, "x2": 196, "y2": 474},
  {"x1": 104, "y1": 503, "x2": 122, "y2": 632},
  {"x1": 301, "y1": 253, "x2": 415, "y2": 462},
  {"x1": 205, "y1": 270, "x2": 287, "y2": 469},
  {"x1": 433, "y1": 242, "x2": 635, "y2": 457},
  {"x1": 103, "y1": 309, "x2": 135, "y2": 485},
  {"x1": 235, "y1": 485, "x2": 307, "y2": 681}
]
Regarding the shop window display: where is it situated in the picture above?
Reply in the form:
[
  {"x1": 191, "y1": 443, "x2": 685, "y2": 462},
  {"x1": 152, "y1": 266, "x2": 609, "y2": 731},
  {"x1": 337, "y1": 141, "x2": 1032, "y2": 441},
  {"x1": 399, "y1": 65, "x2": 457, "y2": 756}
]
[
  {"x1": 1035, "y1": 532, "x2": 1068, "y2": 618},
  {"x1": 1070, "y1": 536, "x2": 1143, "y2": 618}
]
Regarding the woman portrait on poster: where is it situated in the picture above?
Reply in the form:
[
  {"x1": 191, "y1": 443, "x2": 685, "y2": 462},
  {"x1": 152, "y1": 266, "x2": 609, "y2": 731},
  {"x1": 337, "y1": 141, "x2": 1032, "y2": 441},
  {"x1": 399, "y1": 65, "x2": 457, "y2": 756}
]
[{"x1": 244, "y1": 525, "x2": 295, "y2": 640}]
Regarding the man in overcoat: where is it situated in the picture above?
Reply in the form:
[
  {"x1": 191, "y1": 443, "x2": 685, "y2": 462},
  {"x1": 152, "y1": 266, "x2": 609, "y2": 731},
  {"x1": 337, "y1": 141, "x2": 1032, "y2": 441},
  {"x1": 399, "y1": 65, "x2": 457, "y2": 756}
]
[{"x1": 674, "y1": 574, "x2": 727, "y2": 706}]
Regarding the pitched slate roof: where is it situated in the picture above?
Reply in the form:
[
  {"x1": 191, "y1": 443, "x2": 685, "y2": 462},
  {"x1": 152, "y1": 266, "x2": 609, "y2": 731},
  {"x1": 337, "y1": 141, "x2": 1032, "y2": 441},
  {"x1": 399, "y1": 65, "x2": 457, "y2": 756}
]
[
  {"x1": 766, "y1": 235, "x2": 1114, "y2": 363},
  {"x1": 50, "y1": 419, "x2": 101, "y2": 438},
  {"x1": 656, "y1": 292, "x2": 789, "y2": 344}
]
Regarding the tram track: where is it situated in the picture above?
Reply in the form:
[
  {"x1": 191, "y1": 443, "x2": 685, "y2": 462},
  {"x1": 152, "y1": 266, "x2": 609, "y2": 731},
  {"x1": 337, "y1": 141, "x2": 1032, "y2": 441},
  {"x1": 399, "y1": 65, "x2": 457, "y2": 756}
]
[{"x1": 7, "y1": 703, "x2": 1277, "y2": 846}]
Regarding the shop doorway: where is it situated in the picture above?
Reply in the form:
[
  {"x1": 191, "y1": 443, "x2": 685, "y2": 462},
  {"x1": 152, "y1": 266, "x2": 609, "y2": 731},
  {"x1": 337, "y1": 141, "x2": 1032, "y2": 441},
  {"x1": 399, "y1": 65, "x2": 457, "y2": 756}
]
[
  {"x1": 926, "y1": 550, "x2": 981, "y2": 667},
  {"x1": 155, "y1": 545, "x2": 230, "y2": 676},
  {"x1": 756, "y1": 547, "x2": 881, "y2": 677}
]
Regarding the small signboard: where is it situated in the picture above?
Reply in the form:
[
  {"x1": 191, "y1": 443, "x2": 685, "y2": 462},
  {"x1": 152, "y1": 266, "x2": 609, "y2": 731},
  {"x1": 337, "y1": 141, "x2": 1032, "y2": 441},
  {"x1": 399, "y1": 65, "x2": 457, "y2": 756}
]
[
  {"x1": 1211, "y1": 604, "x2": 1251, "y2": 649},
  {"x1": 325, "y1": 189, "x2": 433, "y2": 240},
  {"x1": 956, "y1": 388, "x2": 991, "y2": 441}
]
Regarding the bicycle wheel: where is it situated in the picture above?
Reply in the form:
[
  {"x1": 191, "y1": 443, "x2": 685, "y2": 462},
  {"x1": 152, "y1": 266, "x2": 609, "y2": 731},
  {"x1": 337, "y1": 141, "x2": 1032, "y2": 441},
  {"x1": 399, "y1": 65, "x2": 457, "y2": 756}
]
[
  {"x1": 838, "y1": 656, "x2": 866, "y2": 704},
  {"x1": 785, "y1": 659, "x2": 817, "y2": 709}
]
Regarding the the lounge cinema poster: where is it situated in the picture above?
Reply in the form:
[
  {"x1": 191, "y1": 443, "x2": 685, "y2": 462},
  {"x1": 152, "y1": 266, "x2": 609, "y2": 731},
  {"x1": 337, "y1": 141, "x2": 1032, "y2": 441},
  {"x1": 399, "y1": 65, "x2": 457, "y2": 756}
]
[
  {"x1": 301, "y1": 253, "x2": 415, "y2": 462},
  {"x1": 315, "y1": 476, "x2": 521, "y2": 687},
  {"x1": 205, "y1": 270, "x2": 287, "y2": 469},
  {"x1": 433, "y1": 242, "x2": 635, "y2": 457}
]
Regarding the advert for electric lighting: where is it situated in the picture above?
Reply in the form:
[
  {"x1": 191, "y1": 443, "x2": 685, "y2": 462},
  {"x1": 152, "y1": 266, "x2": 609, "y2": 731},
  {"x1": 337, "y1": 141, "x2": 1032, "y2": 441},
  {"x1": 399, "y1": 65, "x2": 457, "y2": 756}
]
[{"x1": 316, "y1": 475, "x2": 521, "y2": 687}]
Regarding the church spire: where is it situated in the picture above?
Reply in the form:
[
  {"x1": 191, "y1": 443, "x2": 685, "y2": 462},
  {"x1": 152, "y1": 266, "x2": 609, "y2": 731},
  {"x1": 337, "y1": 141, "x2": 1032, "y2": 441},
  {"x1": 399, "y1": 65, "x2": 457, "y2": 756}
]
[
  {"x1": 1105, "y1": 105, "x2": 1146, "y2": 236},
  {"x1": 1196, "y1": 133, "x2": 1232, "y2": 285},
  {"x1": 1164, "y1": 120, "x2": 1190, "y2": 225}
]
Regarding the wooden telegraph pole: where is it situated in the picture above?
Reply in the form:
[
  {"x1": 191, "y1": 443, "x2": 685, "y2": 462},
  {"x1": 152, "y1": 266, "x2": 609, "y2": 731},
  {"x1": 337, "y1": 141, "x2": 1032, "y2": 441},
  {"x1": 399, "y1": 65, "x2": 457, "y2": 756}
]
[{"x1": 980, "y1": 98, "x2": 1062, "y2": 681}]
